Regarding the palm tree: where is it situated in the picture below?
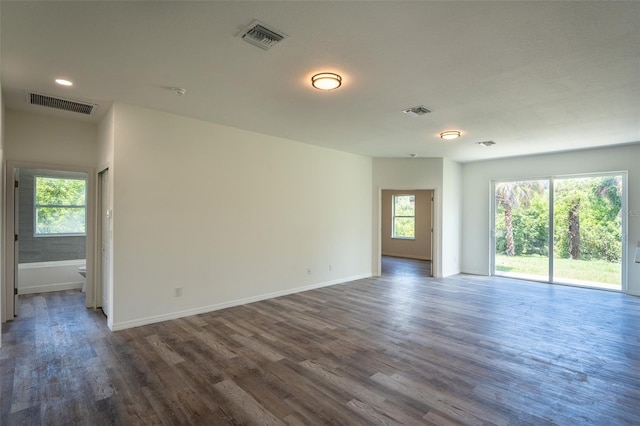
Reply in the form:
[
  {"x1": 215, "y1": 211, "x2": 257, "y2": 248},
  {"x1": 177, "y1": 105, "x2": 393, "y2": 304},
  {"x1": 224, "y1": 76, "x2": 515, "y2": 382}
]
[
  {"x1": 496, "y1": 181, "x2": 544, "y2": 256},
  {"x1": 561, "y1": 176, "x2": 621, "y2": 261},
  {"x1": 593, "y1": 176, "x2": 622, "y2": 218},
  {"x1": 568, "y1": 197, "x2": 581, "y2": 260}
]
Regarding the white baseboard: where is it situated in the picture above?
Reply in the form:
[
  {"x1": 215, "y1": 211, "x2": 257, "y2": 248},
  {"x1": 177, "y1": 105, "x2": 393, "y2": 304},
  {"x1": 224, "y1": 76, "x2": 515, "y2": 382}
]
[
  {"x1": 19, "y1": 281, "x2": 84, "y2": 295},
  {"x1": 381, "y1": 253, "x2": 431, "y2": 261},
  {"x1": 110, "y1": 273, "x2": 372, "y2": 331}
]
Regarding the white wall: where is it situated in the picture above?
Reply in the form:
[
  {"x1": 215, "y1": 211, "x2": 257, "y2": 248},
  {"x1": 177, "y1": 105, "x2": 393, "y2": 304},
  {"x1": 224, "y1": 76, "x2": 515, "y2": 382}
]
[
  {"x1": 97, "y1": 106, "x2": 115, "y2": 326},
  {"x1": 97, "y1": 107, "x2": 114, "y2": 173},
  {"x1": 442, "y1": 158, "x2": 462, "y2": 276},
  {"x1": 372, "y1": 158, "x2": 446, "y2": 277},
  {"x1": 0, "y1": 83, "x2": 4, "y2": 330},
  {"x1": 4, "y1": 110, "x2": 97, "y2": 167},
  {"x1": 462, "y1": 143, "x2": 640, "y2": 295},
  {"x1": 109, "y1": 103, "x2": 373, "y2": 329}
]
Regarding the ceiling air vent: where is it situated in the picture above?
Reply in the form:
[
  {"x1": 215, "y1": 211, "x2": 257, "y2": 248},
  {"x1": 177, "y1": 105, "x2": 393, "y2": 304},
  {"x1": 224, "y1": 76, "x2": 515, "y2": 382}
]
[
  {"x1": 27, "y1": 92, "x2": 97, "y2": 115},
  {"x1": 402, "y1": 105, "x2": 431, "y2": 117},
  {"x1": 239, "y1": 20, "x2": 287, "y2": 50}
]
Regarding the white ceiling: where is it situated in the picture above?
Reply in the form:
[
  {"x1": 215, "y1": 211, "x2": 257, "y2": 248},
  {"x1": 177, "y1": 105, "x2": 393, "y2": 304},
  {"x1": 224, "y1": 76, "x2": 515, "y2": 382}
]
[{"x1": 1, "y1": 1, "x2": 639, "y2": 162}]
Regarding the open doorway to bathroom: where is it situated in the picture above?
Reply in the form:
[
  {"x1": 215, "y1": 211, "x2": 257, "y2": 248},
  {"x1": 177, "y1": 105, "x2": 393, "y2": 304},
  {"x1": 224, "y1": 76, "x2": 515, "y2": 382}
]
[{"x1": 4, "y1": 162, "x2": 96, "y2": 320}]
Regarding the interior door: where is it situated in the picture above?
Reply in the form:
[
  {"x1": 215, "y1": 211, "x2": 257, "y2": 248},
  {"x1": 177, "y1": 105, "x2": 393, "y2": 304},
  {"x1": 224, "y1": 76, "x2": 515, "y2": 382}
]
[{"x1": 100, "y1": 170, "x2": 111, "y2": 317}]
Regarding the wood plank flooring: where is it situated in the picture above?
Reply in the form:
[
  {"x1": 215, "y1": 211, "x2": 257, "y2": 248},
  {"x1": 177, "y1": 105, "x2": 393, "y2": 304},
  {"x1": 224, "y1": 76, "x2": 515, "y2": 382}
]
[{"x1": 2, "y1": 257, "x2": 640, "y2": 425}]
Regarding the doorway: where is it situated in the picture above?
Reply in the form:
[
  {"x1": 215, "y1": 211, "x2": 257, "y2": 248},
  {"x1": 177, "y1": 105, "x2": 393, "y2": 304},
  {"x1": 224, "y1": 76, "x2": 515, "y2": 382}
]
[
  {"x1": 380, "y1": 189, "x2": 434, "y2": 277},
  {"x1": 4, "y1": 162, "x2": 96, "y2": 320},
  {"x1": 492, "y1": 173, "x2": 626, "y2": 291}
]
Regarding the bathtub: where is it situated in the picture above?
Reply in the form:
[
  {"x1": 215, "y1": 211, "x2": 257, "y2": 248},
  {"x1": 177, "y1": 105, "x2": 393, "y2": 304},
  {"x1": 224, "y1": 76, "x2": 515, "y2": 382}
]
[{"x1": 18, "y1": 259, "x2": 86, "y2": 294}]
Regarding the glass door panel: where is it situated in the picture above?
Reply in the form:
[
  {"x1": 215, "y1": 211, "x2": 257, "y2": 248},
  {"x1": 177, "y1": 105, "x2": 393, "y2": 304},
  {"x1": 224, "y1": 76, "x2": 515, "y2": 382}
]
[
  {"x1": 494, "y1": 180, "x2": 549, "y2": 281},
  {"x1": 553, "y1": 176, "x2": 622, "y2": 290}
]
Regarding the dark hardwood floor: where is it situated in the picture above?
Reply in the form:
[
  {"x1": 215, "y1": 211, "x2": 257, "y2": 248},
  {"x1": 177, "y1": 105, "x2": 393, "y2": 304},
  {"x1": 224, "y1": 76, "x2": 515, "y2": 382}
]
[
  {"x1": 381, "y1": 256, "x2": 431, "y2": 277},
  {"x1": 2, "y1": 259, "x2": 640, "y2": 425}
]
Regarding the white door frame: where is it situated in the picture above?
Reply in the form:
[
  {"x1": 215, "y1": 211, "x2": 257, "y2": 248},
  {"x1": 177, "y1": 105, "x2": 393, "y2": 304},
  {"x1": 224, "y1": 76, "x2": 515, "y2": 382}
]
[
  {"x1": 376, "y1": 187, "x2": 439, "y2": 278},
  {"x1": 3, "y1": 161, "x2": 97, "y2": 321},
  {"x1": 97, "y1": 168, "x2": 112, "y2": 323}
]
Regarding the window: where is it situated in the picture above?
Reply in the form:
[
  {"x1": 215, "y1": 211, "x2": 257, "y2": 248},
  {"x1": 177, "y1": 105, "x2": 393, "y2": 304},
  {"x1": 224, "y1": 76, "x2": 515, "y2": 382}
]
[
  {"x1": 392, "y1": 194, "x2": 415, "y2": 239},
  {"x1": 35, "y1": 176, "x2": 87, "y2": 236}
]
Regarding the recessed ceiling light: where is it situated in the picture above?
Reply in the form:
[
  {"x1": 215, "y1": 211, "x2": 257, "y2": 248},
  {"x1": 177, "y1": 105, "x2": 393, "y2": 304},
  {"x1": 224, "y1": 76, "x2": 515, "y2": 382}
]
[
  {"x1": 311, "y1": 73, "x2": 342, "y2": 90},
  {"x1": 440, "y1": 130, "x2": 461, "y2": 140},
  {"x1": 55, "y1": 78, "x2": 73, "y2": 86}
]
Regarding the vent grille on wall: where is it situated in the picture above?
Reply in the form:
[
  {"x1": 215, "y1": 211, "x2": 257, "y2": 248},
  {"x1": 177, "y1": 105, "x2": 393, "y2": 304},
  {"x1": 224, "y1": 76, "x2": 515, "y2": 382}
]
[
  {"x1": 27, "y1": 92, "x2": 97, "y2": 115},
  {"x1": 239, "y1": 20, "x2": 287, "y2": 50}
]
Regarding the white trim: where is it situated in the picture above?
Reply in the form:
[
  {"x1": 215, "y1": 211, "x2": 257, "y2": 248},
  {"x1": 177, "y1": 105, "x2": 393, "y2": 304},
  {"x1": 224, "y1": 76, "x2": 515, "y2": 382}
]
[
  {"x1": 19, "y1": 259, "x2": 85, "y2": 268},
  {"x1": 18, "y1": 281, "x2": 83, "y2": 295},
  {"x1": 381, "y1": 253, "x2": 431, "y2": 261},
  {"x1": 110, "y1": 274, "x2": 371, "y2": 331}
]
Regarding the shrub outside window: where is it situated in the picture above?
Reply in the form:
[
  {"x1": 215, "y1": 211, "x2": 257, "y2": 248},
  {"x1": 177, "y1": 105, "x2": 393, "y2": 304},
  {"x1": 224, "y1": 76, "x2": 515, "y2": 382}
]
[
  {"x1": 35, "y1": 176, "x2": 87, "y2": 236},
  {"x1": 392, "y1": 194, "x2": 415, "y2": 239}
]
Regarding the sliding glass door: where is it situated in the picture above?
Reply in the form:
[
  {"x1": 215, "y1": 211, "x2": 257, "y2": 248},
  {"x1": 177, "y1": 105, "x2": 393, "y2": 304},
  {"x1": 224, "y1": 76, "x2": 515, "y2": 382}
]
[
  {"x1": 494, "y1": 179, "x2": 549, "y2": 282},
  {"x1": 553, "y1": 176, "x2": 623, "y2": 289},
  {"x1": 493, "y1": 174, "x2": 625, "y2": 290}
]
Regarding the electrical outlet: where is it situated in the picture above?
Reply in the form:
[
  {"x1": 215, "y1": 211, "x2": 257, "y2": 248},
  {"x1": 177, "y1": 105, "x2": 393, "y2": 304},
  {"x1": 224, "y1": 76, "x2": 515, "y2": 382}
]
[
  {"x1": 174, "y1": 287, "x2": 183, "y2": 297},
  {"x1": 307, "y1": 268, "x2": 312, "y2": 275}
]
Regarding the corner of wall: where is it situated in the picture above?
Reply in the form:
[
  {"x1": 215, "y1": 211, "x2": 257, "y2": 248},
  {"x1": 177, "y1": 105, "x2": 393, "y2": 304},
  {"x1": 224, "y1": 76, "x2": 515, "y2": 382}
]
[
  {"x1": 441, "y1": 158, "x2": 463, "y2": 277},
  {"x1": 0, "y1": 83, "x2": 4, "y2": 330}
]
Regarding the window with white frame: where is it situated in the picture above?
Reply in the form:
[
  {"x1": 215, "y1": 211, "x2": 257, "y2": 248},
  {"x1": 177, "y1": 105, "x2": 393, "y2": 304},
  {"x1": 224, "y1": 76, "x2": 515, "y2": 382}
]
[
  {"x1": 392, "y1": 194, "x2": 415, "y2": 239},
  {"x1": 34, "y1": 176, "x2": 87, "y2": 236}
]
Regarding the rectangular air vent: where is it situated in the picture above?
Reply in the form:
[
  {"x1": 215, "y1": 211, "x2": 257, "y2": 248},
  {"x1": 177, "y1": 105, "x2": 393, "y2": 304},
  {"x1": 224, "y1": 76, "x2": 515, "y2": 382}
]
[
  {"x1": 27, "y1": 92, "x2": 97, "y2": 115},
  {"x1": 402, "y1": 105, "x2": 431, "y2": 117},
  {"x1": 239, "y1": 20, "x2": 287, "y2": 50}
]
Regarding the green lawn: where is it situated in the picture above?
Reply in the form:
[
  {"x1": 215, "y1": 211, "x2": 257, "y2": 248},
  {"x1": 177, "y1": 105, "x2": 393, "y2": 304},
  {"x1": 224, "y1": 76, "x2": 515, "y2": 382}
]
[{"x1": 495, "y1": 254, "x2": 621, "y2": 286}]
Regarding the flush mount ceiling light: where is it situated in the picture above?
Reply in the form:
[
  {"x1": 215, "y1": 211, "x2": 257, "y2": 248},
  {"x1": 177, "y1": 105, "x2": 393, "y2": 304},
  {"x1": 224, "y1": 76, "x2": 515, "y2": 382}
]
[
  {"x1": 311, "y1": 73, "x2": 342, "y2": 90},
  {"x1": 55, "y1": 78, "x2": 73, "y2": 86},
  {"x1": 440, "y1": 130, "x2": 461, "y2": 140}
]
